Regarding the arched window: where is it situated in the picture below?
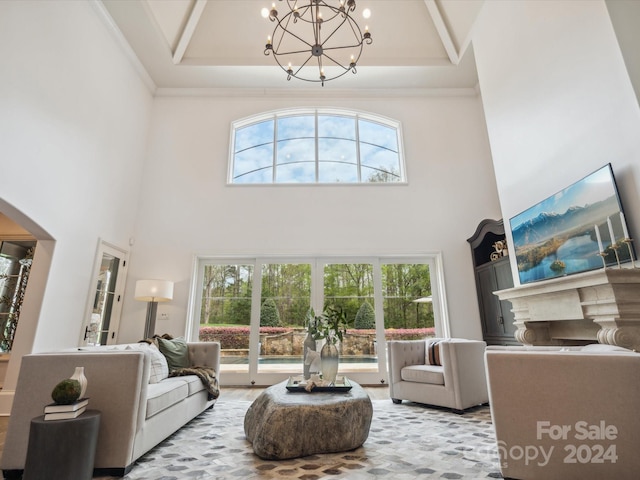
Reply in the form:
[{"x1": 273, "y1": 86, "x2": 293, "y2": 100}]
[{"x1": 229, "y1": 109, "x2": 405, "y2": 184}]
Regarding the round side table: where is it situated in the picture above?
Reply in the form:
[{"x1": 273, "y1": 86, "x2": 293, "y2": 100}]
[{"x1": 23, "y1": 409, "x2": 101, "y2": 480}]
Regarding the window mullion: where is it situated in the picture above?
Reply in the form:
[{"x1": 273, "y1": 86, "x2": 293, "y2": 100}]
[
  {"x1": 311, "y1": 258, "x2": 324, "y2": 314},
  {"x1": 372, "y1": 259, "x2": 388, "y2": 378},
  {"x1": 272, "y1": 115, "x2": 278, "y2": 183},
  {"x1": 314, "y1": 111, "x2": 319, "y2": 183},
  {"x1": 248, "y1": 259, "x2": 263, "y2": 380},
  {"x1": 355, "y1": 115, "x2": 362, "y2": 183}
]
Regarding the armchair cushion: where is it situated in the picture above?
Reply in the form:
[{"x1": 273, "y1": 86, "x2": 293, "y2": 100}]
[{"x1": 401, "y1": 365, "x2": 444, "y2": 385}]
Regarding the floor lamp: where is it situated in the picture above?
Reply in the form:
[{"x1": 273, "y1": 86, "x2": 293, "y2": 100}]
[{"x1": 135, "y1": 279, "x2": 174, "y2": 339}]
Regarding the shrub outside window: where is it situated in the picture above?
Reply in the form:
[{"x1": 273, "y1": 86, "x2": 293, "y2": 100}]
[{"x1": 230, "y1": 109, "x2": 405, "y2": 184}]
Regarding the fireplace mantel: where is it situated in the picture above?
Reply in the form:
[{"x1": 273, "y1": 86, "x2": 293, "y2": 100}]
[{"x1": 496, "y1": 267, "x2": 640, "y2": 351}]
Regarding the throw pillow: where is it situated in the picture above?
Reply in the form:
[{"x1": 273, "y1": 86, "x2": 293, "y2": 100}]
[
  {"x1": 126, "y1": 343, "x2": 170, "y2": 383},
  {"x1": 425, "y1": 339, "x2": 442, "y2": 366},
  {"x1": 157, "y1": 336, "x2": 190, "y2": 372}
]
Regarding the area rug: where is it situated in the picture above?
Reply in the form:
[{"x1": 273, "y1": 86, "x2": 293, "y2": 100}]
[{"x1": 105, "y1": 399, "x2": 503, "y2": 479}]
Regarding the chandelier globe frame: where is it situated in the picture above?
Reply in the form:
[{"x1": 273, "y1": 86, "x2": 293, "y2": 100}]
[{"x1": 264, "y1": 0, "x2": 372, "y2": 86}]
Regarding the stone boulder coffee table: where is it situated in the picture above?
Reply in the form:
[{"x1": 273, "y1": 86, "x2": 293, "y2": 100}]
[{"x1": 244, "y1": 378, "x2": 373, "y2": 460}]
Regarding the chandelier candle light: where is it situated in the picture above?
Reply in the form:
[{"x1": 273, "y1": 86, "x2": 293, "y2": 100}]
[{"x1": 263, "y1": 0, "x2": 372, "y2": 86}]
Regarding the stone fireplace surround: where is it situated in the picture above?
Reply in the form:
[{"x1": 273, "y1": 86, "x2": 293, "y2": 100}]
[{"x1": 496, "y1": 266, "x2": 640, "y2": 351}]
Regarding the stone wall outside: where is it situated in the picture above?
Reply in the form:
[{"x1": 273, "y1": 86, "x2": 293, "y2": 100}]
[{"x1": 199, "y1": 326, "x2": 434, "y2": 356}]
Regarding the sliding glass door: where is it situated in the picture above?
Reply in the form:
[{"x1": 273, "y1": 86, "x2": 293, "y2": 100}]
[{"x1": 191, "y1": 255, "x2": 446, "y2": 386}]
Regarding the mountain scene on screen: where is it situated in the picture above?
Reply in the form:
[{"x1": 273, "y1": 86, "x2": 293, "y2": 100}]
[
  {"x1": 511, "y1": 194, "x2": 631, "y2": 283},
  {"x1": 511, "y1": 195, "x2": 619, "y2": 248}
]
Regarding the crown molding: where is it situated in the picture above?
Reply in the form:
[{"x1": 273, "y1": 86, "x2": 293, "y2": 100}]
[
  {"x1": 90, "y1": 0, "x2": 157, "y2": 95},
  {"x1": 154, "y1": 86, "x2": 480, "y2": 99}
]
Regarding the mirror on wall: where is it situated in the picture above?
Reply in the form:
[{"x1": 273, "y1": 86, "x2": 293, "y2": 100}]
[{"x1": 82, "y1": 240, "x2": 129, "y2": 346}]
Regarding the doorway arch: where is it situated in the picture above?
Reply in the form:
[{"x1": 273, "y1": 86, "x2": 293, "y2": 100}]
[{"x1": 0, "y1": 198, "x2": 55, "y2": 414}]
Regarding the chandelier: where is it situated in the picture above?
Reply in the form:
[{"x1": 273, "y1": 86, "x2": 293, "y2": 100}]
[{"x1": 263, "y1": 1, "x2": 372, "y2": 86}]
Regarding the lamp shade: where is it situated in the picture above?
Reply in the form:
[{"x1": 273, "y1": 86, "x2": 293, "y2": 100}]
[{"x1": 134, "y1": 279, "x2": 174, "y2": 302}]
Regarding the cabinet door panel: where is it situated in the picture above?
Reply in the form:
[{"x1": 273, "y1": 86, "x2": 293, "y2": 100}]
[
  {"x1": 477, "y1": 267, "x2": 502, "y2": 336},
  {"x1": 494, "y1": 259, "x2": 516, "y2": 335},
  {"x1": 494, "y1": 259, "x2": 514, "y2": 290}
]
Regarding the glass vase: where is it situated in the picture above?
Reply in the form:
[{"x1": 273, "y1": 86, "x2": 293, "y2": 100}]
[
  {"x1": 320, "y1": 342, "x2": 339, "y2": 385},
  {"x1": 303, "y1": 332, "x2": 316, "y2": 380}
]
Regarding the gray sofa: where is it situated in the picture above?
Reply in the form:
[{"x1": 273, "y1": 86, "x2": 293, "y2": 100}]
[
  {"x1": 1, "y1": 341, "x2": 220, "y2": 477},
  {"x1": 485, "y1": 344, "x2": 640, "y2": 480}
]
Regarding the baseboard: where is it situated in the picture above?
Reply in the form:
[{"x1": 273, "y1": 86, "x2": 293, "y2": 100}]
[{"x1": 0, "y1": 389, "x2": 15, "y2": 415}]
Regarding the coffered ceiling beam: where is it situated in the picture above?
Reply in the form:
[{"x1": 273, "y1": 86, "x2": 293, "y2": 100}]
[
  {"x1": 173, "y1": 0, "x2": 208, "y2": 65},
  {"x1": 424, "y1": 0, "x2": 459, "y2": 65}
]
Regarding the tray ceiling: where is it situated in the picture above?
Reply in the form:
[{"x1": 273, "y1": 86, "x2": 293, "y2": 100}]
[{"x1": 100, "y1": 0, "x2": 484, "y2": 91}]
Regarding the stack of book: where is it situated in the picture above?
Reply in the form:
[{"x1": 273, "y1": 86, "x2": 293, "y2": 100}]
[{"x1": 43, "y1": 397, "x2": 89, "y2": 421}]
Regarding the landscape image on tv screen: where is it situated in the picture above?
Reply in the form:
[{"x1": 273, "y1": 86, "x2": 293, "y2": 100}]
[{"x1": 509, "y1": 164, "x2": 633, "y2": 284}]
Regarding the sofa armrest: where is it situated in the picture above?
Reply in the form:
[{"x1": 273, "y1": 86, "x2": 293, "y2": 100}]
[
  {"x1": 485, "y1": 348, "x2": 640, "y2": 479},
  {"x1": 1, "y1": 351, "x2": 147, "y2": 472},
  {"x1": 187, "y1": 342, "x2": 220, "y2": 373},
  {"x1": 440, "y1": 339, "x2": 488, "y2": 409}
]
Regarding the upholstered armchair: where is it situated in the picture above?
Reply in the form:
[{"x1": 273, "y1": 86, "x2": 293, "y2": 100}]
[{"x1": 387, "y1": 338, "x2": 488, "y2": 412}]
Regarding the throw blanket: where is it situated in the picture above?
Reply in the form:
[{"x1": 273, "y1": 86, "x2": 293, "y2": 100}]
[{"x1": 169, "y1": 366, "x2": 220, "y2": 400}]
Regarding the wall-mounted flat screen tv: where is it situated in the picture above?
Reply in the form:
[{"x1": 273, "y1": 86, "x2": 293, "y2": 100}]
[{"x1": 509, "y1": 164, "x2": 633, "y2": 284}]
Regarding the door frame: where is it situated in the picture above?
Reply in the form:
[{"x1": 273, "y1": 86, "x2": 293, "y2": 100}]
[{"x1": 80, "y1": 239, "x2": 129, "y2": 346}]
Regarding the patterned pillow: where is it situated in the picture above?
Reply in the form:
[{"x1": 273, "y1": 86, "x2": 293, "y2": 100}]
[
  {"x1": 126, "y1": 343, "x2": 169, "y2": 383},
  {"x1": 425, "y1": 339, "x2": 442, "y2": 366}
]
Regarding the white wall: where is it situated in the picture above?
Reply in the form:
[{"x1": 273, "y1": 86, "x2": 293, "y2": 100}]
[
  {"x1": 118, "y1": 92, "x2": 501, "y2": 342},
  {"x1": 606, "y1": 0, "x2": 640, "y2": 107},
  {"x1": 0, "y1": 0, "x2": 153, "y2": 405},
  {"x1": 473, "y1": 0, "x2": 640, "y2": 285}
]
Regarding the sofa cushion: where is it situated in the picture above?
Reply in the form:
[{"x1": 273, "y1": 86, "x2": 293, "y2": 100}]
[
  {"x1": 180, "y1": 375, "x2": 206, "y2": 396},
  {"x1": 146, "y1": 378, "x2": 189, "y2": 419},
  {"x1": 157, "y1": 337, "x2": 190, "y2": 372},
  {"x1": 425, "y1": 339, "x2": 442, "y2": 366},
  {"x1": 401, "y1": 364, "x2": 445, "y2": 385}
]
